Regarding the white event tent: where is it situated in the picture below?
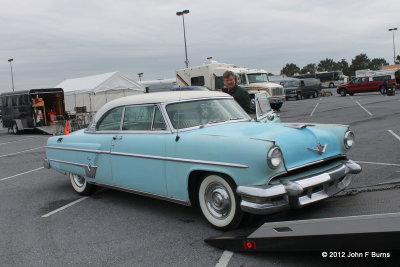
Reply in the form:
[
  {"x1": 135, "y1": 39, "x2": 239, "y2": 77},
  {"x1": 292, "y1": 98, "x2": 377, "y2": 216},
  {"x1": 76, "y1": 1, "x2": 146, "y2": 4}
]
[{"x1": 55, "y1": 71, "x2": 145, "y2": 113}]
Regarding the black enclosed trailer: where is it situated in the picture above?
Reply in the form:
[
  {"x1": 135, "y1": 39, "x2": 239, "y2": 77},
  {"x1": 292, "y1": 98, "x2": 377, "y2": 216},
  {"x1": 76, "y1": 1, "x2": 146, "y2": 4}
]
[{"x1": 0, "y1": 88, "x2": 65, "y2": 134}]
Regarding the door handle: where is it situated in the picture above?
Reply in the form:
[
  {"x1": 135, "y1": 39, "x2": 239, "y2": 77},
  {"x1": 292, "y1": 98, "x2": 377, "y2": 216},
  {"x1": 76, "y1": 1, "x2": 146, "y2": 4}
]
[{"x1": 112, "y1": 135, "x2": 123, "y2": 140}]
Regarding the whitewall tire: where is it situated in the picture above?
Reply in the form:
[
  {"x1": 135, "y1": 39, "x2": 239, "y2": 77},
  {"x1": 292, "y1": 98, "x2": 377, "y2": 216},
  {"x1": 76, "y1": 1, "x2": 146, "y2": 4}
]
[
  {"x1": 198, "y1": 174, "x2": 243, "y2": 231},
  {"x1": 69, "y1": 173, "x2": 95, "y2": 195}
]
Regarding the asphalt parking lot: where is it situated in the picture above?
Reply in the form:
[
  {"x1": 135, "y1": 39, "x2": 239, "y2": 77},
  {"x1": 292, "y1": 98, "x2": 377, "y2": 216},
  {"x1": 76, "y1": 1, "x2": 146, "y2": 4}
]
[{"x1": 1, "y1": 90, "x2": 400, "y2": 266}]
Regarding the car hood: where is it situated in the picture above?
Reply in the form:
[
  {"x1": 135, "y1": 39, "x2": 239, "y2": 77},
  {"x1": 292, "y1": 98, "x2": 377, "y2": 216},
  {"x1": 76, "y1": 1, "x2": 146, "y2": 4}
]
[
  {"x1": 244, "y1": 82, "x2": 283, "y2": 89},
  {"x1": 190, "y1": 122, "x2": 347, "y2": 170}
]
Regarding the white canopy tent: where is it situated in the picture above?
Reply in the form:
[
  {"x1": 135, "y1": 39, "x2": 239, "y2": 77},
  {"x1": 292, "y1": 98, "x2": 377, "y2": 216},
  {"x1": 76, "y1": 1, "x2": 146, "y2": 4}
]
[{"x1": 55, "y1": 71, "x2": 145, "y2": 114}]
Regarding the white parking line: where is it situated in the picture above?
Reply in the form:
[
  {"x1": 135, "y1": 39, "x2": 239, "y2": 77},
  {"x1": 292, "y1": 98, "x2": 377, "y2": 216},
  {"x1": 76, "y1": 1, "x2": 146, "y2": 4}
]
[
  {"x1": 310, "y1": 103, "x2": 319, "y2": 117},
  {"x1": 0, "y1": 137, "x2": 44, "y2": 146},
  {"x1": 0, "y1": 146, "x2": 45, "y2": 158},
  {"x1": 388, "y1": 130, "x2": 400, "y2": 142},
  {"x1": 41, "y1": 197, "x2": 89, "y2": 218},
  {"x1": 355, "y1": 161, "x2": 400, "y2": 167},
  {"x1": 215, "y1": 250, "x2": 234, "y2": 267},
  {"x1": 355, "y1": 101, "x2": 373, "y2": 116},
  {"x1": 0, "y1": 167, "x2": 44, "y2": 182}
]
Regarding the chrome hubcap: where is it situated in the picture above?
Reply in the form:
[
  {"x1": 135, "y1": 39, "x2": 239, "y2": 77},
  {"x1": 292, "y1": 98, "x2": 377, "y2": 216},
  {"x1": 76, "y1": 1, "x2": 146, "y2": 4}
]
[
  {"x1": 73, "y1": 174, "x2": 85, "y2": 187},
  {"x1": 205, "y1": 183, "x2": 231, "y2": 219}
]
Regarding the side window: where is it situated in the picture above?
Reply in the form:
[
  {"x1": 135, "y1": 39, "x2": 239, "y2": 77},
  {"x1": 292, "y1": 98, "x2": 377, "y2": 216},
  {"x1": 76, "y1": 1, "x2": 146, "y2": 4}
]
[
  {"x1": 152, "y1": 107, "x2": 167, "y2": 130},
  {"x1": 18, "y1": 95, "x2": 29, "y2": 106},
  {"x1": 97, "y1": 107, "x2": 123, "y2": 131},
  {"x1": 191, "y1": 76, "x2": 205, "y2": 86},
  {"x1": 215, "y1": 76, "x2": 224, "y2": 89},
  {"x1": 237, "y1": 74, "x2": 246, "y2": 85},
  {"x1": 11, "y1": 96, "x2": 17, "y2": 106},
  {"x1": 122, "y1": 105, "x2": 153, "y2": 131}
]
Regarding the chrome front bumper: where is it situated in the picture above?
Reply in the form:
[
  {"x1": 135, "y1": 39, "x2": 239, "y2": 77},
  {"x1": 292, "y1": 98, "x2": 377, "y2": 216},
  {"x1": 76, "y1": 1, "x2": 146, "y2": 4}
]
[
  {"x1": 268, "y1": 97, "x2": 285, "y2": 103},
  {"x1": 237, "y1": 160, "x2": 361, "y2": 215}
]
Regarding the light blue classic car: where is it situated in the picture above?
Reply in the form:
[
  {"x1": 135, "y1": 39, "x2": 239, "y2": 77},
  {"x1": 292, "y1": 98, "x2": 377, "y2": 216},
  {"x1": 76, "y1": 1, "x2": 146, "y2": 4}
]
[{"x1": 44, "y1": 91, "x2": 361, "y2": 230}]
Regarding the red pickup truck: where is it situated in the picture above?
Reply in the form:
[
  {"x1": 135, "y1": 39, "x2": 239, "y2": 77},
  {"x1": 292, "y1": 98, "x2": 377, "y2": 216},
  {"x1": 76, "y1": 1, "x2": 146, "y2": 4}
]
[{"x1": 337, "y1": 76, "x2": 396, "y2": 96}]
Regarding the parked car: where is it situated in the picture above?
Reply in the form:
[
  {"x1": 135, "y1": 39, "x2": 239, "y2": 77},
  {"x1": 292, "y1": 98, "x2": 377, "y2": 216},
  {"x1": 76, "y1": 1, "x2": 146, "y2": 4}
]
[
  {"x1": 283, "y1": 78, "x2": 321, "y2": 100},
  {"x1": 337, "y1": 76, "x2": 395, "y2": 96},
  {"x1": 44, "y1": 91, "x2": 361, "y2": 230}
]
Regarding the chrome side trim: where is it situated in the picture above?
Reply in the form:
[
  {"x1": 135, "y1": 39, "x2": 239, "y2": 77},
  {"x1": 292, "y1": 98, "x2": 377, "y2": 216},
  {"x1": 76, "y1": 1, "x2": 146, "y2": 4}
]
[
  {"x1": 47, "y1": 146, "x2": 108, "y2": 154},
  {"x1": 46, "y1": 146, "x2": 249, "y2": 168},
  {"x1": 286, "y1": 154, "x2": 346, "y2": 172},
  {"x1": 88, "y1": 181, "x2": 190, "y2": 206},
  {"x1": 46, "y1": 158, "x2": 97, "y2": 178},
  {"x1": 110, "y1": 151, "x2": 249, "y2": 168}
]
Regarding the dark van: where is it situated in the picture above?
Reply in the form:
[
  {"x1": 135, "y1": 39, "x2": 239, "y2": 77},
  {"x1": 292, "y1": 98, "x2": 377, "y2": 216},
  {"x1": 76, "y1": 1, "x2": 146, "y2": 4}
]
[
  {"x1": 0, "y1": 88, "x2": 65, "y2": 134},
  {"x1": 283, "y1": 78, "x2": 321, "y2": 100}
]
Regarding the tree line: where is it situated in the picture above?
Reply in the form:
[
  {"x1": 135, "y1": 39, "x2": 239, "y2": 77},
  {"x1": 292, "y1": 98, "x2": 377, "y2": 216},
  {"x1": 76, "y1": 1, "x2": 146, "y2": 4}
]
[{"x1": 279, "y1": 53, "x2": 399, "y2": 77}]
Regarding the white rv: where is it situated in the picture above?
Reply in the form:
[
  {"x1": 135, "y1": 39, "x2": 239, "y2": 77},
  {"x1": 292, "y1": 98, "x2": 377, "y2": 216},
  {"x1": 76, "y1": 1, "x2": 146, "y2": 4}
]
[{"x1": 176, "y1": 59, "x2": 285, "y2": 110}]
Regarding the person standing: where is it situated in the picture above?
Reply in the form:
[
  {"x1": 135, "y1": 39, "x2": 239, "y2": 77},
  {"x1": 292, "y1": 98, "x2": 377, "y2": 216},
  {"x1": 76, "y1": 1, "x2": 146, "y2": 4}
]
[
  {"x1": 381, "y1": 76, "x2": 389, "y2": 95},
  {"x1": 222, "y1": 71, "x2": 251, "y2": 113}
]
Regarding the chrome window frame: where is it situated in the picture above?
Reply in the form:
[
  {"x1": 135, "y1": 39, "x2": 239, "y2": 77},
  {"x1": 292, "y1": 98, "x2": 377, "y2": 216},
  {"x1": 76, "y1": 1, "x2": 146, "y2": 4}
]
[{"x1": 92, "y1": 103, "x2": 172, "y2": 135}]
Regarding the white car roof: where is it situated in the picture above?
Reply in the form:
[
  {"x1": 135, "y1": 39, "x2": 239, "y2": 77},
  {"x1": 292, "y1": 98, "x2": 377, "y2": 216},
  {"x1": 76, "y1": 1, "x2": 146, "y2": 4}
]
[{"x1": 94, "y1": 90, "x2": 231, "y2": 121}]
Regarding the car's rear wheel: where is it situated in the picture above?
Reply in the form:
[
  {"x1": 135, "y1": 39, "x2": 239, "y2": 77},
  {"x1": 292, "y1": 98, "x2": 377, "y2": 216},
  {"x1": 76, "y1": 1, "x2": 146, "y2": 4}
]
[
  {"x1": 329, "y1": 82, "x2": 335, "y2": 88},
  {"x1": 69, "y1": 173, "x2": 96, "y2": 195},
  {"x1": 339, "y1": 89, "x2": 347, "y2": 97},
  {"x1": 198, "y1": 174, "x2": 243, "y2": 231}
]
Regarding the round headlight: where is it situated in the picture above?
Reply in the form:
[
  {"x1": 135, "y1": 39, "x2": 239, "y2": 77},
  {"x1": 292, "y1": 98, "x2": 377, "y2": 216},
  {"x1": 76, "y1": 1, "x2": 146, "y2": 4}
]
[
  {"x1": 267, "y1": 146, "x2": 282, "y2": 169},
  {"x1": 344, "y1": 131, "x2": 355, "y2": 149}
]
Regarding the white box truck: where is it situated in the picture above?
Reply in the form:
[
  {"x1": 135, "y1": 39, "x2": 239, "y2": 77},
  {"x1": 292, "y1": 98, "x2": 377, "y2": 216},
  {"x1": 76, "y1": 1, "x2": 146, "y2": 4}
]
[{"x1": 176, "y1": 59, "x2": 285, "y2": 110}]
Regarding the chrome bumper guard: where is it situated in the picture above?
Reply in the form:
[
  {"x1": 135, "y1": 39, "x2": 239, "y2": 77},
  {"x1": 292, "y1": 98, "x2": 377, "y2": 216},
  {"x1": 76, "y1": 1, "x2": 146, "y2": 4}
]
[
  {"x1": 43, "y1": 158, "x2": 97, "y2": 178},
  {"x1": 237, "y1": 160, "x2": 361, "y2": 215}
]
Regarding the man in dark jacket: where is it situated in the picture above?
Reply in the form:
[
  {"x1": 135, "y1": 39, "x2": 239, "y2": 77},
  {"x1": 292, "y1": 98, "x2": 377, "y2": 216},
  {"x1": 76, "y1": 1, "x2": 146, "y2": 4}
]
[{"x1": 222, "y1": 71, "x2": 251, "y2": 113}]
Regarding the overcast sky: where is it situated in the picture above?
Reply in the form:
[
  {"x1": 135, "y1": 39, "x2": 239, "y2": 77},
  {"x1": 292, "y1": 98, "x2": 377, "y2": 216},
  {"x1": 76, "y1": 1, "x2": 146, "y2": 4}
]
[{"x1": 0, "y1": 0, "x2": 399, "y2": 93}]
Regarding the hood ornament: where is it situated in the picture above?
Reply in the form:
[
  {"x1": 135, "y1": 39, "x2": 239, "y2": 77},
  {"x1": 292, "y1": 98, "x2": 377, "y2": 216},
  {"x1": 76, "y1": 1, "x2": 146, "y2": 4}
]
[
  {"x1": 285, "y1": 124, "x2": 315, "y2": 129},
  {"x1": 308, "y1": 143, "x2": 327, "y2": 154}
]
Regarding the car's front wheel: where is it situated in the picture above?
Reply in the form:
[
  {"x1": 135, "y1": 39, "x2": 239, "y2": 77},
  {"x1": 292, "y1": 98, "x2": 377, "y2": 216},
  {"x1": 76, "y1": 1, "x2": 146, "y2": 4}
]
[
  {"x1": 339, "y1": 89, "x2": 347, "y2": 97},
  {"x1": 198, "y1": 174, "x2": 243, "y2": 231},
  {"x1": 69, "y1": 173, "x2": 96, "y2": 195}
]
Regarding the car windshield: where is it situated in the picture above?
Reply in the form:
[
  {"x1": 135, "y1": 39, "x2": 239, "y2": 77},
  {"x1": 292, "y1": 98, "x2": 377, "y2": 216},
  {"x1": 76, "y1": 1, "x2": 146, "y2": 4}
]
[
  {"x1": 166, "y1": 98, "x2": 251, "y2": 129},
  {"x1": 255, "y1": 93, "x2": 272, "y2": 117},
  {"x1": 283, "y1": 81, "x2": 300, "y2": 87},
  {"x1": 247, "y1": 73, "x2": 269, "y2": 83}
]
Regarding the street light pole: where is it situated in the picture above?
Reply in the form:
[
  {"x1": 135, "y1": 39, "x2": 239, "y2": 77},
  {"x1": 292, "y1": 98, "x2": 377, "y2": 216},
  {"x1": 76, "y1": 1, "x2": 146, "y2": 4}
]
[
  {"x1": 8, "y1": 59, "x2": 15, "y2": 92},
  {"x1": 176, "y1": 9, "x2": 190, "y2": 68},
  {"x1": 388, "y1": 28, "x2": 398, "y2": 64}
]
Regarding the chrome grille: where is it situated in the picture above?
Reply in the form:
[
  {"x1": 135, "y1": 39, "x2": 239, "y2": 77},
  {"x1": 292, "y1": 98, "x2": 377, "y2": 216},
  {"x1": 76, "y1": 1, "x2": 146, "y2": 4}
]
[{"x1": 271, "y1": 87, "x2": 284, "y2": 96}]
